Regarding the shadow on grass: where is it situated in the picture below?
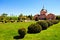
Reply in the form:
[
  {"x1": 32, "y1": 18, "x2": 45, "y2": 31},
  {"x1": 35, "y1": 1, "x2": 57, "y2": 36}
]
[
  {"x1": 13, "y1": 35, "x2": 24, "y2": 40},
  {"x1": 27, "y1": 31, "x2": 41, "y2": 34}
]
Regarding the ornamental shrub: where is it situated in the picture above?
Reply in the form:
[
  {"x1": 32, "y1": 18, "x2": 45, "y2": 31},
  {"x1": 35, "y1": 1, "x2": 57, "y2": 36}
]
[
  {"x1": 18, "y1": 28, "x2": 26, "y2": 38},
  {"x1": 49, "y1": 20, "x2": 59, "y2": 24},
  {"x1": 36, "y1": 21, "x2": 48, "y2": 30},
  {"x1": 46, "y1": 20, "x2": 53, "y2": 27},
  {"x1": 28, "y1": 23, "x2": 42, "y2": 33}
]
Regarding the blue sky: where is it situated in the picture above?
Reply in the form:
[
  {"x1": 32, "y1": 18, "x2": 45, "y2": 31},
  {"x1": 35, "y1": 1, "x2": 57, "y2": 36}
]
[{"x1": 0, "y1": 0, "x2": 60, "y2": 16}]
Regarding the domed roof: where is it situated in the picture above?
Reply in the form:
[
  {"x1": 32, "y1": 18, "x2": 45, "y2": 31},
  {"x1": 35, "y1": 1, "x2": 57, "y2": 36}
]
[
  {"x1": 47, "y1": 13, "x2": 55, "y2": 16},
  {"x1": 46, "y1": 13, "x2": 56, "y2": 20},
  {"x1": 40, "y1": 6, "x2": 47, "y2": 13},
  {"x1": 41, "y1": 9, "x2": 47, "y2": 12}
]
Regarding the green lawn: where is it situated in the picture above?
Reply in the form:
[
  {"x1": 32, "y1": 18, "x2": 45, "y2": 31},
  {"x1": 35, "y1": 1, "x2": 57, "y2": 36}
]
[{"x1": 0, "y1": 21, "x2": 60, "y2": 40}]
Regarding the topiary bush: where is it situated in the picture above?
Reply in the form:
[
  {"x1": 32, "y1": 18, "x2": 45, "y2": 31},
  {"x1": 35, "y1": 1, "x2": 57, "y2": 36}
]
[
  {"x1": 46, "y1": 20, "x2": 53, "y2": 27},
  {"x1": 10, "y1": 20, "x2": 15, "y2": 23},
  {"x1": 0, "y1": 20, "x2": 4, "y2": 23},
  {"x1": 5, "y1": 20, "x2": 9, "y2": 23},
  {"x1": 5, "y1": 20, "x2": 7, "y2": 23},
  {"x1": 36, "y1": 21, "x2": 48, "y2": 30},
  {"x1": 18, "y1": 28, "x2": 26, "y2": 38},
  {"x1": 27, "y1": 23, "x2": 42, "y2": 33},
  {"x1": 49, "y1": 20, "x2": 59, "y2": 24},
  {"x1": 17, "y1": 20, "x2": 20, "y2": 22},
  {"x1": 35, "y1": 17, "x2": 39, "y2": 21}
]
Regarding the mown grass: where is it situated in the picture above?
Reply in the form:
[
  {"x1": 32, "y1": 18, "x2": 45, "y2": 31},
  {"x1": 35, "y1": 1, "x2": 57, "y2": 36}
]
[
  {"x1": 0, "y1": 21, "x2": 60, "y2": 40},
  {"x1": 0, "y1": 21, "x2": 35, "y2": 40},
  {"x1": 23, "y1": 22, "x2": 60, "y2": 40}
]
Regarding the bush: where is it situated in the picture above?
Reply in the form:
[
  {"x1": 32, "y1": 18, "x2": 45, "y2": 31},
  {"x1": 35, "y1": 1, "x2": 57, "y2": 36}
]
[
  {"x1": 17, "y1": 20, "x2": 23, "y2": 22},
  {"x1": 35, "y1": 17, "x2": 39, "y2": 21},
  {"x1": 18, "y1": 28, "x2": 26, "y2": 38},
  {"x1": 5, "y1": 20, "x2": 7, "y2": 23},
  {"x1": 20, "y1": 20, "x2": 23, "y2": 22},
  {"x1": 0, "y1": 20, "x2": 4, "y2": 23},
  {"x1": 49, "y1": 20, "x2": 59, "y2": 24},
  {"x1": 17, "y1": 20, "x2": 20, "y2": 22},
  {"x1": 36, "y1": 21, "x2": 48, "y2": 30},
  {"x1": 5, "y1": 20, "x2": 9, "y2": 23},
  {"x1": 46, "y1": 20, "x2": 53, "y2": 27},
  {"x1": 28, "y1": 23, "x2": 42, "y2": 33},
  {"x1": 10, "y1": 20, "x2": 15, "y2": 23},
  {"x1": 56, "y1": 16, "x2": 60, "y2": 20}
]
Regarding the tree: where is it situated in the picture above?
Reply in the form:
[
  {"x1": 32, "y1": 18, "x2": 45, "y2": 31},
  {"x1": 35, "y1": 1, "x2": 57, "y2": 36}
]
[
  {"x1": 1, "y1": 13, "x2": 8, "y2": 17},
  {"x1": 0, "y1": 13, "x2": 8, "y2": 21},
  {"x1": 27, "y1": 14, "x2": 33, "y2": 20},
  {"x1": 18, "y1": 13, "x2": 23, "y2": 21},
  {"x1": 56, "y1": 16, "x2": 60, "y2": 20},
  {"x1": 19, "y1": 13, "x2": 23, "y2": 17},
  {"x1": 35, "y1": 17, "x2": 39, "y2": 21}
]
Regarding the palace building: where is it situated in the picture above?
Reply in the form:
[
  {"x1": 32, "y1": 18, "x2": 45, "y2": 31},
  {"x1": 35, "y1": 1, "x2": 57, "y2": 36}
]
[{"x1": 34, "y1": 6, "x2": 56, "y2": 20}]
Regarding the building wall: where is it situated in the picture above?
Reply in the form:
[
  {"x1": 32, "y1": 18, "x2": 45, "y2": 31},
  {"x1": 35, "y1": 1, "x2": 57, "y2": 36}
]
[{"x1": 34, "y1": 9, "x2": 56, "y2": 20}]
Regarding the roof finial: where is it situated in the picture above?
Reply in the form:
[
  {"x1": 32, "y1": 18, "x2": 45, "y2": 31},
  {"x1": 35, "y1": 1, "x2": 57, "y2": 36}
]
[{"x1": 43, "y1": 5, "x2": 44, "y2": 9}]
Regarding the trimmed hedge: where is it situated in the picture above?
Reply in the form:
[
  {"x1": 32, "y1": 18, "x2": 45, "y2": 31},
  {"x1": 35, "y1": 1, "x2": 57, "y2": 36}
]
[
  {"x1": 46, "y1": 20, "x2": 53, "y2": 27},
  {"x1": 5, "y1": 20, "x2": 9, "y2": 23},
  {"x1": 17, "y1": 20, "x2": 20, "y2": 22},
  {"x1": 36, "y1": 21, "x2": 48, "y2": 30},
  {"x1": 49, "y1": 20, "x2": 59, "y2": 24},
  {"x1": 28, "y1": 23, "x2": 42, "y2": 33},
  {"x1": 0, "y1": 20, "x2": 4, "y2": 23},
  {"x1": 18, "y1": 28, "x2": 26, "y2": 38},
  {"x1": 10, "y1": 20, "x2": 15, "y2": 23}
]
